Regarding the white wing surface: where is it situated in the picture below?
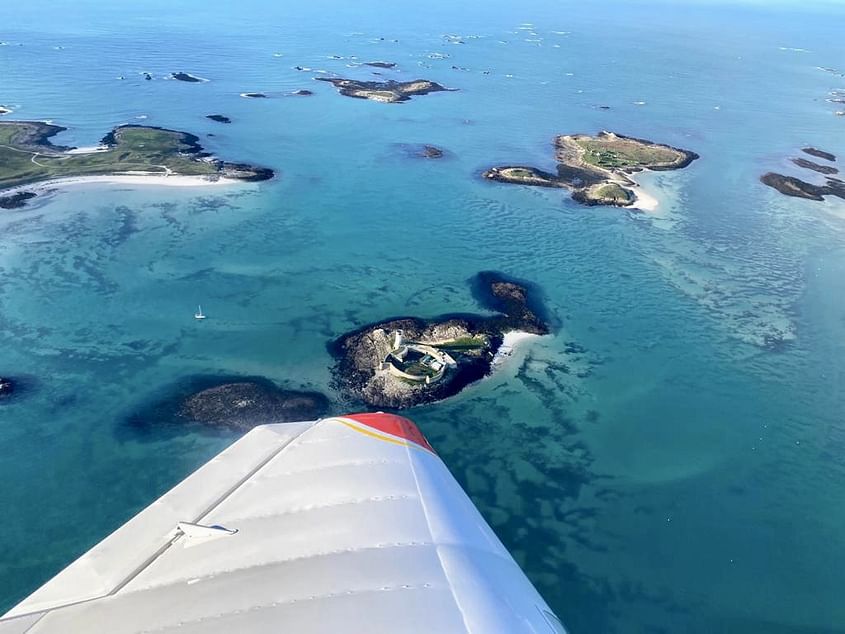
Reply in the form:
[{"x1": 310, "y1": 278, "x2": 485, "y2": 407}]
[{"x1": 1, "y1": 413, "x2": 565, "y2": 633}]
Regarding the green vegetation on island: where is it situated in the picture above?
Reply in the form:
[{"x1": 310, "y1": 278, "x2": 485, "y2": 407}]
[
  {"x1": 0, "y1": 121, "x2": 273, "y2": 205},
  {"x1": 484, "y1": 131, "x2": 698, "y2": 208}
]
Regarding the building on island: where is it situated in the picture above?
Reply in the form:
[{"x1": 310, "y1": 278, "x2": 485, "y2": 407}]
[{"x1": 380, "y1": 332, "x2": 458, "y2": 385}]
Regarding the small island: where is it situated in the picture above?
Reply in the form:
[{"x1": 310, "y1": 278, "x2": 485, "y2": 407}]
[
  {"x1": 0, "y1": 121, "x2": 274, "y2": 206},
  {"x1": 206, "y1": 114, "x2": 231, "y2": 123},
  {"x1": 315, "y1": 77, "x2": 454, "y2": 103},
  {"x1": 240, "y1": 92, "x2": 267, "y2": 99},
  {"x1": 329, "y1": 271, "x2": 551, "y2": 409},
  {"x1": 364, "y1": 61, "x2": 397, "y2": 69},
  {"x1": 483, "y1": 131, "x2": 698, "y2": 209}
]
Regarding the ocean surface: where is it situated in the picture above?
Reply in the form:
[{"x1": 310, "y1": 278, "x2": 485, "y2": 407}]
[{"x1": 2, "y1": 0, "x2": 845, "y2": 631}]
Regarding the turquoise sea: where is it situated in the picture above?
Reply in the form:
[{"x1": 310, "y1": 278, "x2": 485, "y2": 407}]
[{"x1": 2, "y1": 0, "x2": 845, "y2": 631}]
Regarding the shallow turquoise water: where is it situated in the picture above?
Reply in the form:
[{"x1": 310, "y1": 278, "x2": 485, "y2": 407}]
[{"x1": 2, "y1": 1, "x2": 845, "y2": 631}]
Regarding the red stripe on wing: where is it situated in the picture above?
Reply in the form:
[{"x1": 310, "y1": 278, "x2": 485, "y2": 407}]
[{"x1": 342, "y1": 413, "x2": 436, "y2": 454}]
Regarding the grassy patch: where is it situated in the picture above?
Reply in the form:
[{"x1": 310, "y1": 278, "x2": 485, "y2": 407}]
[
  {"x1": 433, "y1": 336, "x2": 487, "y2": 351},
  {"x1": 591, "y1": 183, "x2": 634, "y2": 204},
  {"x1": 0, "y1": 123, "x2": 221, "y2": 190},
  {"x1": 575, "y1": 137, "x2": 684, "y2": 170}
]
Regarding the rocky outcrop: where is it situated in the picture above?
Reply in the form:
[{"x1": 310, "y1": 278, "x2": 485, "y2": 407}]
[
  {"x1": 171, "y1": 72, "x2": 206, "y2": 83},
  {"x1": 219, "y1": 163, "x2": 274, "y2": 182},
  {"x1": 419, "y1": 145, "x2": 444, "y2": 159},
  {"x1": 396, "y1": 143, "x2": 447, "y2": 159},
  {"x1": 206, "y1": 114, "x2": 231, "y2": 124},
  {"x1": 802, "y1": 147, "x2": 836, "y2": 162},
  {"x1": 791, "y1": 158, "x2": 838, "y2": 175},
  {"x1": 0, "y1": 191, "x2": 36, "y2": 209},
  {"x1": 760, "y1": 172, "x2": 845, "y2": 201}
]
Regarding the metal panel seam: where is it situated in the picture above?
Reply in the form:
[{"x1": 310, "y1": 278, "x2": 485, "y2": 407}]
[{"x1": 405, "y1": 446, "x2": 472, "y2": 634}]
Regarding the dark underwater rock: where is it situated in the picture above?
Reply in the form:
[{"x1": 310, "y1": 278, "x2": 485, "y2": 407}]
[
  {"x1": 126, "y1": 375, "x2": 330, "y2": 435},
  {"x1": 180, "y1": 382, "x2": 329, "y2": 429},
  {"x1": 206, "y1": 114, "x2": 231, "y2": 124}
]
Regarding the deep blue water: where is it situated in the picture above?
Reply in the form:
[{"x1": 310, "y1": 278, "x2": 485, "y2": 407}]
[{"x1": 1, "y1": 1, "x2": 845, "y2": 631}]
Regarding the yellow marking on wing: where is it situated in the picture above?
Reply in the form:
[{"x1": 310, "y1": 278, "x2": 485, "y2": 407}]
[{"x1": 336, "y1": 419, "x2": 431, "y2": 453}]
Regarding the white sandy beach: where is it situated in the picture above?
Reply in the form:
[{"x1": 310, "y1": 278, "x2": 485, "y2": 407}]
[
  {"x1": 624, "y1": 172, "x2": 660, "y2": 212},
  {"x1": 1, "y1": 173, "x2": 241, "y2": 199},
  {"x1": 65, "y1": 145, "x2": 109, "y2": 155},
  {"x1": 492, "y1": 330, "x2": 542, "y2": 365}
]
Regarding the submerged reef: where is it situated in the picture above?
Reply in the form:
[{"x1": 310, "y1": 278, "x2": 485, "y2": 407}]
[
  {"x1": 128, "y1": 375, "x2": 330, "y2": 434},
  {"x1": 484, "y1": 131, "x2": 698, "y2": 208},
  {"x1": 329, "y1": 271, "x2": 552, "y2": 409},
  {"x1": 180, "y1": 382, "x2": 329, "y2": 429}
]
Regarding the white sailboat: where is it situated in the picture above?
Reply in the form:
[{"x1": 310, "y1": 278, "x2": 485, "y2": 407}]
[{"x1": 194, "y1": 304, "x2": 206, "y2": 320}]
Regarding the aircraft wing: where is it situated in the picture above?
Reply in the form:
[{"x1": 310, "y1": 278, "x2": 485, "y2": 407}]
[{"x1": 1, "y1": 413, "x2": 565, "y2": 633}]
